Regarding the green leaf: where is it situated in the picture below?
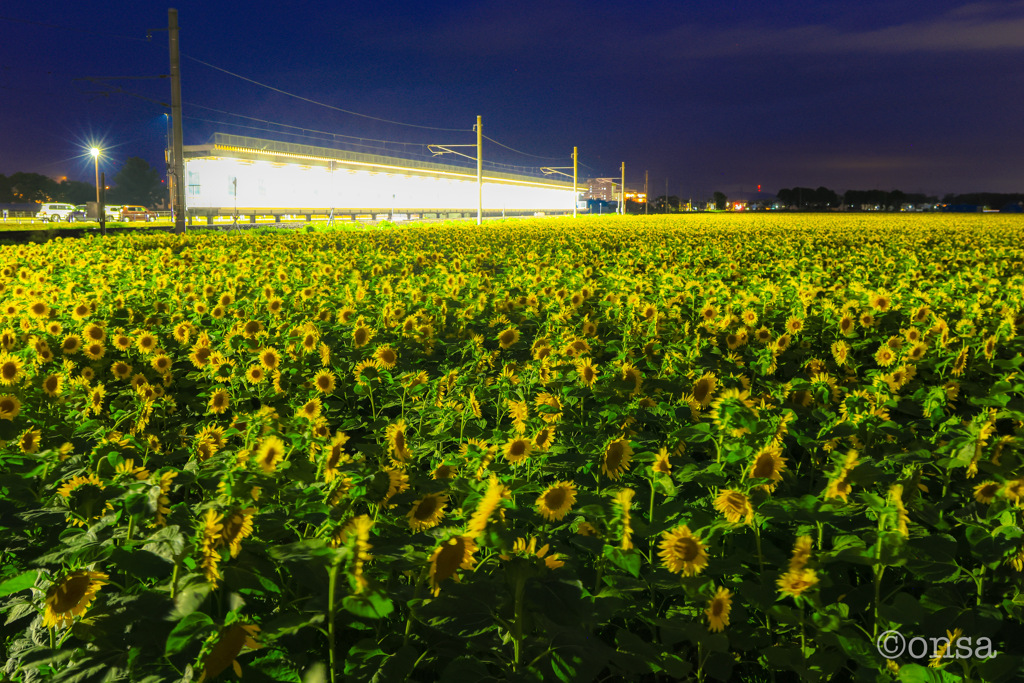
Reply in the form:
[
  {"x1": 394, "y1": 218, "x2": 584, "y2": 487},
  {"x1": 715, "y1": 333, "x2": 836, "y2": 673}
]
[
  {"x1": 342, "y1": 591, "x2": 394, "y2": 619},
  {"x1": 0, "y1": 570, "x2": 39, "y2": 597},
  {"x1": 165, "y1": 611, "x2": 215, "y2": 656},
  {"x1": 602, "y1": 546, "x2": 641, "y2": 578}
]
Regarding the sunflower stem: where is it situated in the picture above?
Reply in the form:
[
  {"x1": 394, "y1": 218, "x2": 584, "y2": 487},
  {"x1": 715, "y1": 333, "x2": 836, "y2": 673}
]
[
  {"x1": 512, "y1": 574, "x2": 527, "y2": 670},
  {"x1": 327, "y1": 555, "x2": 340, "y2": 683}
]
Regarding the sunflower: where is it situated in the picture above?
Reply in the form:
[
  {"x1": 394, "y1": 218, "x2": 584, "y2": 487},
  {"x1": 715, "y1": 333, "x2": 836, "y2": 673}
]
[
  {"x1": 658, "y1": 524, "x2": 709, "y2": 576},
  {"x1": 199, "y1": 623, "x2": 261, "y2": 682},
  {"x1": 830, "y1": 340, "x2": 850, "y2": 366},
  {"x1": 533, "y1": 425, "x2": 556, "y2": 451},
  {"x1": 614, "y1": 488, "x2": 635, "y2": 550},
  {"x1": 785, "y1": 316, "x2": 805, "y2": 335},
  {"x1": 754, "y1": 326, "x2": 772, "y2": 344},
  {"x1": 43, "y1": 570, "x2": 109, "y2": 629},
  {"x1": 596, "y1": 438, "x2": 632, "y2": 480},
  {"x1": 407, "y1": 493, "x2": 449, "y2": 531},
  {"x1": 19, "y1": 427, "x2": 41, "y2": 454},
  {"x1": 503, "y1": 436, "x2": 532, "y2": 465},
  {"x1": 652, "y1": 447, "x2": 672, "y2": 474},
  {"x1": 973, "y1": 481, "x2": 1000, "y2": 504},
  {"x1": 135, "y1": 332, "x2": 158, "y2": 355},
  {"x1": 741, "y1": 309, "x2": 758, "y2": 326},
  {"x1": 311, "y1": 369, "x2": 336, "y2": 394},
  {"x1": 0, "y1": 393, "x2": 20, "y2": 419},
  {"x1": 870, "y1": 293, "x2": 892, "y2": 312},
  {"x1": 1002, "y1": 479, "x2": 1024, "y2": 505},
  {"x1": 497, "y1": 327, "x2": 520, "y2": 349},
  {"x1": 621, "y1": 363, "x2": 643, "y2": 396},
  {"x1": 536, "y1": 481, "x2": 577, "y2": 521},
  {"x1": 705, "y1": 586, "x2": 733, "y2": 632},
  {"x1": 207, "y1": 388, "x2": 230, "y2": 415},
  {"x1": 150, "y1": 354, "x2": 171, "y2": 375},
  {"x1": 352, "y1": 321, "x2": 375, "y2": 348},
  {"x1": 257, "y1": 347, "x2": 281, "y2": 371},
  {"x1": 777, "y1": 568, "x2": 819, "y2": 598},
  {"x1": 110, "y1": 360, "x2": 132, "y2": 380},
  {"x1": 245, "y1": 365, "x2": 266, "y2": 384},
  {"x1": 507, "y1": 399, "x2": 529, "y2": 432},
  {"x1": 428, "y1": 536, "x2": 478, "y2": 596},
  {"x1": 27, "y1": 299, "x2": 50, "y2": 319},
  {"x1": 692, "y1": 372, "x2": 718, "y2": 408},
  {"x1": 713, "y1": 489, "x2": 754, "y2": 524},
  {"x1": 577, "y1": 359, "x2": 599, "y2": 388},
  {"x1": 198, "y1": 509, "x2": 224, "y2": 586},
  {"x1": 297, "y1": 398, "x2": 322, "y2": 422},
  {"x1": 254, "y1": 435, "x2": 287, "y2": 473},
  {"x1": 70, "y1": 302, "x2": 91, "y2": 321},
  {"x1": 190, "y1": 345, "x2": 213, "y2": 369},
  {"x1": 748, "y1": 446, "x2": 787, "y2": 491},
  {"x1": 220, "y1": 507, "x2": 256, "y2": 558},
  {"x1": 381, "y1": 468, "x2": 410, "y2": 506},
  {"x1": 0, "y1": 352, "x2": 24, "y2": 384},
  {"x1": 386, "y1": 420, "x2": 413, "y2": 464},
  {"x1": 700, "y1": 302, "x2": 717, "y2": 322},
  {"x1": 466, "y1": 475, "x2": 508, "y2": 537},
  {"x1": 362, "y1": 347, "x2": 398, "y2": 374}
]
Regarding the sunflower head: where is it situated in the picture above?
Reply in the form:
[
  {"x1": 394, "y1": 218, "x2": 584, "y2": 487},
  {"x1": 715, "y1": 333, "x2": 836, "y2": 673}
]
[
  {"x1": 43, "y1": 570, "x2": 109, "y2": 629},
  {"x1": 536, "y1": 481, "x2": 577, "y2": 521},
  {"x1": 659, "y1": 524, "x2": 709, "y2": 576}
]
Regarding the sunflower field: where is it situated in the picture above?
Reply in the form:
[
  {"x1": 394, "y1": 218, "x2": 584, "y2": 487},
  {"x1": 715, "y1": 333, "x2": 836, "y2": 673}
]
[{"x1": 1, "y1": 213, "x2": 1023, "y2": 682}]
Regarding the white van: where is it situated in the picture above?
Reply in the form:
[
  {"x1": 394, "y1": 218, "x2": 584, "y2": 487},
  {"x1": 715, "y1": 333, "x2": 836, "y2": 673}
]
[{"x1": 36, "y1": 203, "x2": 76, "y2": 222}]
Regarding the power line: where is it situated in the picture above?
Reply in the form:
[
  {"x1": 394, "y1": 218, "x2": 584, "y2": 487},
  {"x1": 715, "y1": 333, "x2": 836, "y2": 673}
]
[
  {"x1": 481, "y1": 134, "x2": 570, "y2": 161},
  {"x1": 183, "y1": 54, "x2": 471, "y2": 133}
]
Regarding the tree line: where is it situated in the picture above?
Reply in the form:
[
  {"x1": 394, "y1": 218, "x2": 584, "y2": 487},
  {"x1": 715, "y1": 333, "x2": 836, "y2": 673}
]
[
  {"x1": 0, "y1": 157, "x2": 167, "y2": 207},
  {"x1": 774, "y1": 187, "x2": 1024, "y2": 210}
]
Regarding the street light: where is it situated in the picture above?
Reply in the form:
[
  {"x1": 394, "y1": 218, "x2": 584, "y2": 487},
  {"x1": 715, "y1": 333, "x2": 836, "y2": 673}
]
[{"x1": 90, "y1": 147, "x2": 101, "y2": 207}]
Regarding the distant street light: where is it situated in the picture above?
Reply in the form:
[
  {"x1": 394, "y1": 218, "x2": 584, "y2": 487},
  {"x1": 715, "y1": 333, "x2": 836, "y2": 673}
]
[{"x1": 90, "y1": 147, "x2": 101, "y2": 207}]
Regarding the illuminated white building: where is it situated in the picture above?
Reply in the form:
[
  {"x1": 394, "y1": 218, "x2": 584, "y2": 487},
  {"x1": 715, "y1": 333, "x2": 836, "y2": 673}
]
[{"x1": 181, "y1": 133, "x2": 578, "y2": 221}]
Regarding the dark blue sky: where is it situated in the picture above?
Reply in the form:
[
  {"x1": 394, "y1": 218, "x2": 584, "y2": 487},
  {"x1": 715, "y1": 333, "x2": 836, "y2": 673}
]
[{"x1": 2, "y1": 0, "x2": 1022, "y2": 199}]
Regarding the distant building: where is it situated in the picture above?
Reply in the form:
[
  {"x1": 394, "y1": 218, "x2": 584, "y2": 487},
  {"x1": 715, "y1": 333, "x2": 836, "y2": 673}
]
[{"x1": 583, "y1": 178, "x2": 644, "y2": 203}]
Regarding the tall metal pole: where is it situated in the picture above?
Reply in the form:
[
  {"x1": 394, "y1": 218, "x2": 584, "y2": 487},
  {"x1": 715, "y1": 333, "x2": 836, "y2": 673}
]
[
  {"x1": 93, "y1": 155, "x2": 100, "y2": 207},
  {"x1": 573, "y1": 146, "x2": 578, "y2": 218},
  {"x1": 644, "y1": 169, "x2": 648, "y2": 215},
  {"x1": 169, "y1": 9, "x2": 186, "y2": 233},
  {"x1": 476, "y1": 115, "x2": 482, "y2": 226},
  {"x1": 620, "y1": 162, "x2": 625, "y2": 215}
]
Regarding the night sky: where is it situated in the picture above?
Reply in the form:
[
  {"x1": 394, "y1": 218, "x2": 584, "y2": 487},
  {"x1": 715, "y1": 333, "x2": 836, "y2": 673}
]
[{"x1": 2, "y1": 0, "x2": 1022, "y2": 201}]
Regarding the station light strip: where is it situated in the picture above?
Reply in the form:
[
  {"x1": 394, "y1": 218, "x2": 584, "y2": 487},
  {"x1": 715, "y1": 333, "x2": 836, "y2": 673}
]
[{"x1": 212, "y1": 144, "x2": 572, "y2": 192}]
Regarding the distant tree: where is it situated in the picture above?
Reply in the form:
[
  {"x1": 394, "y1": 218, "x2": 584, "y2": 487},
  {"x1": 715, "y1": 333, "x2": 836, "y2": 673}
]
[
  {"x1": 812, "y1": 186, "x2": 839, "y2": 208},
  {"x1": 713, "y1": 191, "x2": 727, "y2": 211},
  {"x1": 111, "y1": 157, "x2": 164, "y2": 206},
  {"x1": 7, "y1": 173, "x2": 58, "y2": 203},
  {"x1": 55, "y1": 179, "x2": 96, "y2": 205},
  {"x1": 652, "y1": 195, "x2": 680, "y2": 212},
  {"x1": 0, "y1": 174, "x2": 11, "y2": 203}
]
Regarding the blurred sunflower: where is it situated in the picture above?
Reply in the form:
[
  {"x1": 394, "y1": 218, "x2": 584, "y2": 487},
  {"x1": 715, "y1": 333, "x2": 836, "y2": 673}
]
[
  {"x1": 0, "y1": 394, "x2": 21, "y2": 420},
  {"x1": 386, "y1": 420, "x2": 413, "y2": 463},
  {"x1": 658, "y1": 524, "x2": 708, "y2": 576},
  {"x1": 207, "y1": 388, "x2": 230, "y2": 415},
  {"x1": 503, "y1": 436, "x2": 532, "y2": 465},
  {"x1": 577, "y1": 359, "x2": 599, "y2": 388},
  {"x1": 428, "y1": 536, "x2": 478, "y2": 596},
  {"x1": 198, "y1": 623, "x2": 261, "y2": 682},
  {"x1": 407, "y1": 493, "x2": 448, "y2": 531},
  {"x1": 43, "y1": 570, "x2": 108, "y2": 629},
  {"x1": 373, "y1": 345, "x2": 398, "y2": 369},
  {"x1": 705, "y1": 586, "x2": 733, "y2": 632},
  {"x1": 535, "y1": 481, "x2": 577, "y2": 521},
  {"x1": 254, "y1": 435, "x2": 287, "y2": 473},
  {"x1": 601, "y1": 438, "x2": 633, "y2": 480},
  {"x1": 692, "y1": 372, "x2": 718, "y2": 408},
  {"x1": 748, "y1": 446, "x2": 787, "y2": 491},
  {"x1": 713, "y1": 489, "x2": 754, "y2": 524},
  {"x1": 0, "y1": 352, "x2": 25, "y2": 384}
]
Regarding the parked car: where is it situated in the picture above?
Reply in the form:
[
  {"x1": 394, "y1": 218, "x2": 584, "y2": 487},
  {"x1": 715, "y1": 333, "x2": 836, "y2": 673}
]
[
  {"x1": 121, "y1": 205, "x2": 155, "y2": 222},
  {"x1": 67, "y1": 205, "x2": 121, "y2": 222},
  {"x1": 35, "y1": 203, "x2": 76, "y2": 222}
]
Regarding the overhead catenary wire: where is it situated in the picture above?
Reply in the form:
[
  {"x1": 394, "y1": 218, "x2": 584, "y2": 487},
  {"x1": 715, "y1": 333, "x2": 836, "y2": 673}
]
[{"x1": 183, "y1": 54, "x2": 470, "y2": 133}]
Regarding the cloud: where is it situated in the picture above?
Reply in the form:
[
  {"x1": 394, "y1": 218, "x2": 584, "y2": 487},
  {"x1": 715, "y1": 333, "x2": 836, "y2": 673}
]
[{"x1": 653, "y1": 1, "x2": 1024, "y2": 60}]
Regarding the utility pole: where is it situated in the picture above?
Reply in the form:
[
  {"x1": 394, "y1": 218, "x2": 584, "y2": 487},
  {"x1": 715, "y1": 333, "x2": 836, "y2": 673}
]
[
  {"x1": 620, "y1": 162, "x2": 625, "y2": 215},
  {"x1": 169, "y1": 8, "x2": 186, "y2": 233},
  {"x1": 644, "y1": 169, "x2": 648, "y2": 215},
  {"x1": 573, "y1": 146, "x2": 578, "y2": 218},
  {"x1": 475, "y1": 115, "x2": 482, "y2": 226}
]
